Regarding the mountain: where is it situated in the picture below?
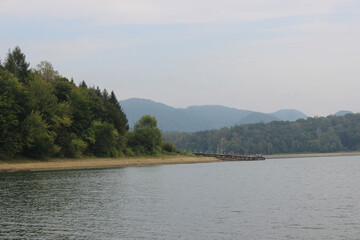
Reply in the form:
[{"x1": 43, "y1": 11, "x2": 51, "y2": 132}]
[
  {"x1": 119, "y1": 98, "x2": 187, "y2": 131},
  {"x1": 334, "y1": 110, "x2": 353, "y2": 116},
  {"x1": 239, "y1": 112, "x2": 279, "y2": 124},
  {"x1": 120, "y1": 98, "x2": 251, "y2": 132},
  {"x1": 119, "y1": 98, "x2": 308, "y2": 132},
  {"x1": 270, "y1": 109, "x2": 308, "y2": 121}
]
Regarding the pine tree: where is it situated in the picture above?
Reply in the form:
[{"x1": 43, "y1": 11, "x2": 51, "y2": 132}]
[{"x1": 4, "y1": 46, "x2": 30, "y2": 83}]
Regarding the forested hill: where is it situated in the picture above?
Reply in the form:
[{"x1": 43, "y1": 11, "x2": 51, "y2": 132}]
[
  {"x1": 164, "y1": 113, "x2": 360, "y2": 154},
  {"x1": 120, "y1": 98, "x2": 308, "y2": 132},
  {"x1": 0, "y1": 47, "x2": 176, "y2": 159}
]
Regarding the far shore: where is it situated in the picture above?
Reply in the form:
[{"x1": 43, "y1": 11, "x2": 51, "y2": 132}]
[
  {"x1": 0, "y1": 155, "x2": 220, "y2": 173},
  {"x1": 265, "y1": 151, "x2": 360, "y2": 159}
]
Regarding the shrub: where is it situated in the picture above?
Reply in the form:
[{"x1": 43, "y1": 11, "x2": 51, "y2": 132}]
[{"x1": 161, "y1": 141, "x2": 178, "y2": 153}]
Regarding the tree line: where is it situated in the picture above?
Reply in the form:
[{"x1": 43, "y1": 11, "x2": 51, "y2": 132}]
[
  {"x1": 0, "y1": 46, "x2": 178, "y2": 159},
  {"x1": 164, "y1": 113, "x2": 360, "y2": 155}
]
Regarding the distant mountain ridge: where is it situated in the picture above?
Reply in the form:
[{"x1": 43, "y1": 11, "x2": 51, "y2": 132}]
[
  {"x1": 120, "y1": 98, "x2": 308, "y2": 132},
  {"x1": 334, "y1": 110, "x2": 353, "y2": 116},
  {"x1": 270, "y1": 109, "x2": 308, "y2": 121}
]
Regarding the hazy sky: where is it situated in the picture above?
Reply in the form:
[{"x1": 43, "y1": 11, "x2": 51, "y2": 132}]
[{"x1": 1, "y1": 0, "x2": 359, "y2": 116}]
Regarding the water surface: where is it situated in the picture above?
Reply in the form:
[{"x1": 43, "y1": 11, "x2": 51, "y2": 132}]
[{"x1": 1, "y1": 156, "x2": 360, "y2": 239}]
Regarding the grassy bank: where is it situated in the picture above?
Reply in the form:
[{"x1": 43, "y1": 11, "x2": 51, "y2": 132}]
[
  {"x1": 0, "y1": 155, "x2": 219, "y2": 173},
  {"x1": 265, "y1": 151, "x2": 360, "y2": 159}
]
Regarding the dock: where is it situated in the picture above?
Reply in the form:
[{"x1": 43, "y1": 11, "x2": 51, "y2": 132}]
[{"x1": 193, "y1": 153, "x2": 265, "y2": 161}]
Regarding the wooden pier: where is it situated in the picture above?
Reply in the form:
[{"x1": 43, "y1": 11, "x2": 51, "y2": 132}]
[{"x1": 193, "y1": 153, "x2": 265, "y2": 161}]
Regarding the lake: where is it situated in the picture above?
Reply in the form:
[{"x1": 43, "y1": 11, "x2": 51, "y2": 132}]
[{"x1": 1, "y1": 156, "x2": 360, "y2": 239}]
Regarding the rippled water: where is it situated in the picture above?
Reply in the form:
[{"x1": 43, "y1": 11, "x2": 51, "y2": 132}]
[{"x1": 1, "y1": 156, "x2": 360, "y2": 239}]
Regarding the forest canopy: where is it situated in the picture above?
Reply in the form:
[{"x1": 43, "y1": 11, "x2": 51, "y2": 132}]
[
  {"x1": 164, "y1": 113, "x2": 360, "y2": 155},
  {"x1": 0, "y1": 46, "x2": 176, "y2": 159}
]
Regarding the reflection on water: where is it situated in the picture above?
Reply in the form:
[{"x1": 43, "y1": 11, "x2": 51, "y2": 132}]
[{"x1": 1, "y1": 156, "x2": 360, "y2": 239}]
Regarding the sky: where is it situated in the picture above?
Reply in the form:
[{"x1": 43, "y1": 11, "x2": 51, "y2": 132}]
[{"x1": 1, "y1": 0, "x2": 360, "y2": 116}]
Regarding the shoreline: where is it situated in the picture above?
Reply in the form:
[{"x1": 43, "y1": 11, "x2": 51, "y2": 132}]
[
  {"x1": 265, "y1": 151, "x2": 360, "y2": 159},
  {"x1": 0, "y1": 156, "x2": 220, "y2": 173},
  {"x1": 1, "y1": 151, "x2": 360, "y2": 173}
]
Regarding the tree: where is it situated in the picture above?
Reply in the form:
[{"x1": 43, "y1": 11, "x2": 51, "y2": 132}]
[
  {"x1": 22, "y1": 111, "x2": 58, "y2": 159},
  {"x1": 35, "y1": 61, "x2": 59, "y2": 82},
  {"x1": 94, "y1": 86, "x2": 101, "y2": 97},
  {"x1": 109, "y1": 91, "x2": 119, "y2": 105},
  {"x1": 4, "y1": 46, "x2": 30, "y2": 82},
  {"x1": 0, "y1": 69, "x2": 24, "y2": 158},
  {"x1": 25, "y1": 73, "x2": 58, "y2": 121},
  {"x1": 68, "y1": 87, "x2": 94, "y2": 137},
  {"x1": 89, "y1": 121, "x2": 120, "y2": 157},
  {"x1": 103, "y1": 91, "x2": 128, "y2": 134},
  {"x1": 79, "y1": 80, "x2": 87, "y2": 88},
  {"x1": 102, "y1": 89, "x2": 109, "y2": 101},
  {"x1": 161, "y1": 141, "x2": 178, "y2": 153},
  {"x1": 0, "y1": 48, "x2": 135, "y2": 159},
  {"x1": 54, "y1": 78, "x2": 76, "y2": 102},
  {"x1": 165, "y1": 113, "x2": 360, "y2": 154},
  {"x1": 129, "y1": 115, "x2": 162, "y2": 154},
  {"x1": 134, "y1": 115, "x2": 159, "y2": 130}
]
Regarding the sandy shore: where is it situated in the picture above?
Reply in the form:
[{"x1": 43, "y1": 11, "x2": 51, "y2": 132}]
[
  {"x1": 2, "y1": 152, "x2": 359, "y2": 173},
  {"x1": 0, "y1": 156, "x2": 219, "y2": 173},
  {"x1": 265, "y1": 151, "x2": 360, "y2": 159}
]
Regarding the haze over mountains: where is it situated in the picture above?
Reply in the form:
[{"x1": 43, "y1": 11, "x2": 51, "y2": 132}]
[{"x1": 120, "y1": 98, "x2": 309, "y2": 132}]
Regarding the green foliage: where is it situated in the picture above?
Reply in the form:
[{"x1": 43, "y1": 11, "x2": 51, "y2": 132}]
[
  {"x1": 35, "y1": 61, "x2": 59, "y2": 82},
  {"x1": 0, "y1": 70, "x2": 24, "y2": 158},
  {"x1": 161, "y1": 141, "x2": 178, "y2": 153},
  {"x1": 129, "y1": 115, "x2": 162, "y2": 155},
  {"x1": 89, "y1": 121, "x2": 120, "y2": 157},
  {"x1": 103, "y1": 99, "x2": 128, "y2": 134},
  {"x1": 0, "y1": 47, "x2": 172, "y2": 159},
  {"x1": 54, "y1": 78, "x2": 76, "y2": 102},
  {"x1": 124, "y1": 147, "x2": 135, "y2": 156},
  {"x1": 25, "y1": 73, "x2": 58, "y2": 120},
  {"x1": 68, "y1": 136, "x2": 88, "y2": 157},
  {"x1": 79, "y1": 80, "x2": 88, "y2": 88},
  {"x1": 4, "y1": 46, "x2": 29, "y2": 83},
  {"x1": 134, "y1": 114, "x2": 158, "y2": 130},
  {"x1": 165, "y1": 114, "x2": 360, "y2": 155},
  {"x1": 68, "y1": 87, "x2": 94, "y2": 136},
  {"x1": 22, "y1": 111, "x2": 58, "y2": 159}
]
